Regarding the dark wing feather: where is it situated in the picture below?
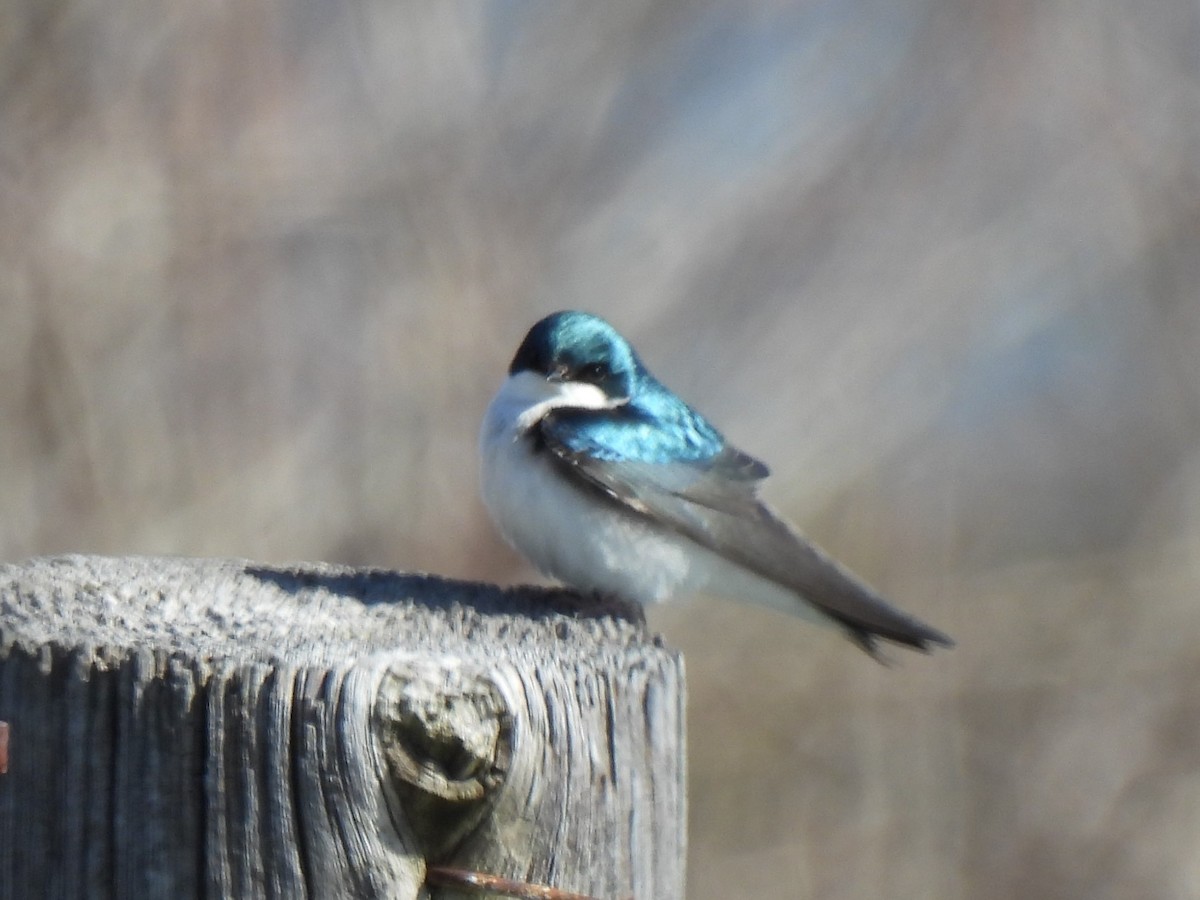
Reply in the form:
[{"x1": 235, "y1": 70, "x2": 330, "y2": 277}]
[{"x1": 539, "y1": 420, "x2": 953, "y2": 657}]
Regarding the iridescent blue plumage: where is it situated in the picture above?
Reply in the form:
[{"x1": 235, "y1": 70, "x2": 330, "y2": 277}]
[
  {"x1": 510, "y1": 310, "x2": 752, "y2": 467},
  {"x1": 545, "y1": 392, "x2": 725, "y2": 465}
]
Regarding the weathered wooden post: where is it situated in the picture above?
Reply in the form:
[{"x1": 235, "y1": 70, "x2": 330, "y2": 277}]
[{"x1": 0, "y1": 555, "x2": 685, "y2": 899}]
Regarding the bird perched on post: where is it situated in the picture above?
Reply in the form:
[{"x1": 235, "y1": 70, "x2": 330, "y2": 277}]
[{"x1": 479, "y1": 310, "x2": 952, "y2": 660}]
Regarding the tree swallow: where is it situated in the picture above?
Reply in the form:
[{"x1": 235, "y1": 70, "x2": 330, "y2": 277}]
[{"x1": 480, "y1": 310, "x2": 952, "y2": 659}]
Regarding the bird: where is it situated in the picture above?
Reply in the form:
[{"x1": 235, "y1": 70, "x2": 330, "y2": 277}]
[{"x1": 479, "y1": 310, "x2": 952, "y2": 659}]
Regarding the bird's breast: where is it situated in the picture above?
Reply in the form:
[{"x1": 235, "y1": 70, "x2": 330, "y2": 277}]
[{"x1": 478, "y1": 397, "x2": 702, "y2": 604}]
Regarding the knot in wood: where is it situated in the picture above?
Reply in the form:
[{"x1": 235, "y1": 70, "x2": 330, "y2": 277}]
[{"x1": 374, "y1": 660, "x2": 513, "y2": 857}]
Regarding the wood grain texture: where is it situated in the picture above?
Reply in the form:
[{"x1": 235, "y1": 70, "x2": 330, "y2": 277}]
[{"x1": 0, "y1": 555, "x2": 685, "y2": 900}]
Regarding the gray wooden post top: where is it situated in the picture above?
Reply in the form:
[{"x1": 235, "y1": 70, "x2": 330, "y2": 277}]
[
  {"x1": 0, "y1": 554, "x2": 658, "y2": 663},
  {"x1": 0, "y1": 555, "x2": 686, "y2": 900}
]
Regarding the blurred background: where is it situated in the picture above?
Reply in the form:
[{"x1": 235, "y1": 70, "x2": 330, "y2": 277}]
[{"x1": 3, "y1": 1, "x2": 1199, "y2": 897}]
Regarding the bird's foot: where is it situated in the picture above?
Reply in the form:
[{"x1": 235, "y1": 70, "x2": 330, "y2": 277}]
[{"x1": 582, "y1": 589, "x2": 647, "y2": 627}]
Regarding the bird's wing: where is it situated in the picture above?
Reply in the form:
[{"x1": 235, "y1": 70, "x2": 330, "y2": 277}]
[{"x1": 537, "y1": 411, "x2": 952, "y2": 657}]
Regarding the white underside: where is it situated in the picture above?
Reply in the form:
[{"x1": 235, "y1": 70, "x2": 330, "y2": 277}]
[{"x1": 479, "y1": 372, "x2": 826, "y2": 621}]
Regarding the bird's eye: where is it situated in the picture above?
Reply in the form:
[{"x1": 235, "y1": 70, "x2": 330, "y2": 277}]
[{"x1": 579, "y1": 362, "x2": 607, "y2": 382}]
